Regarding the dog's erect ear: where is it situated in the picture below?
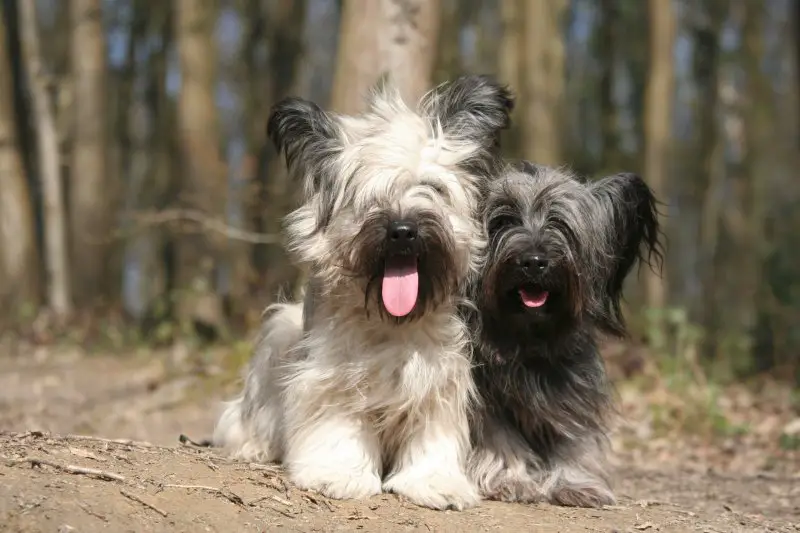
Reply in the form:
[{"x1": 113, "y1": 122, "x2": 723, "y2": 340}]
[
  {"x1": 589, "y1": 172, "x2": 665, "y2": 336},
  {"x1": 424, "y1": 74, "x2": 514, "y2": 152},
  {"x1": 267, "y1": 97, "x2": 342, "y2": 198}
]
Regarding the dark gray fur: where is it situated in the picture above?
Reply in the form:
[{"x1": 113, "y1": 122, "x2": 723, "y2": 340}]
[{"x1": 467, "y1": 162, "x2": 663, "y2": 507}]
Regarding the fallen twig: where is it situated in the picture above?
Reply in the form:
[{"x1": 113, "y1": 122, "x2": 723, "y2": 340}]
[
  {"x1": 162, "y1": 484, "x2": 244, "y2": 506},
  {"x1": 78, "y1": 502, "x2": 108, "y2": 522},
  {"x1": 9, "y1": 457, "x2": 126, "y2": 482},
  {"x1": 248, "y1": 462, "x2": 281, "y2": 473},
  {"x1": 303, "y1": 492, "x2": 335, "y2": 512},
  {"x1": 249, "y1": 494, "x2": 292, "y2": 507},
  {"x1": 65, "y1": 434, "x2": 155, "y2": 448},
  {"x1": 120, "y1": 489, "x2": 168, "y2": 517}
]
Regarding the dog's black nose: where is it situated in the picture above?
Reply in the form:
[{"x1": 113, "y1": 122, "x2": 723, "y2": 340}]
[
  {"x1": 387, "y1": 220, "x2": 418, "y2": 253},
  {"x1": 520, "y1": 254, "x2": 548, "y2": 272}
]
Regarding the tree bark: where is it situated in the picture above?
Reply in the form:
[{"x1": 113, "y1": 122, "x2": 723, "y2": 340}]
[
  {"x1": 331, "y1": 0, "x2": 442, "y2": 114},
  {"x1": 70, "y1": 0, "x2": 111, "y2": 307},
  {"x1": 498, "y1": 0, "x2": 522, "y2": 157},
  {"x1": 18, "y1": 0, "x2": 72, "y2": 318},
  {"x1": 520, "y1": 0, "x2": 567, "y2": 165},
  {"x1": 260, "y1": 0, "x2": 308, "y2": 303},
  {"x1": 642, "y1": 0, "x2": 675, "y2": 315},
  {"x1": 174, "y1": 0, "x2": 226, "y2": 336},
  {"x1": 692, "y1": 1, "x2": 724, "y2": 356},
  {"x1": 731, "y1": 0, "x2": 770, "y2": 364},
  {"x1": 0, "y1": 10, "x2": 40, "y2": 314},
  {"x1": 597, "y1": 0, "x2": 619, "y2": 173}
]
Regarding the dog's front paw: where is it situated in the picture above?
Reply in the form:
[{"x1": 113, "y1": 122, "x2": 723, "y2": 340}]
[
  {"x1": 383, "y1": 469, "x2": 480, "y2": 511},
  {"x1": 484, "y1": 473, "x2": 544, "y2": 503},
  {"x1": 290, "y1": 464, "x2": 382, "y2": 500},
  {"x1": 549, "y1": 483, "x2": 615, "y2": 508}
]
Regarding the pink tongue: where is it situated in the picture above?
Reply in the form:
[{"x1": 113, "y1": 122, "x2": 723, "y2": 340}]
[
  {"x1": 382, "y1": 257, "x2": 419, "y2": 317},
  {"x1": 519, "y1": 289, "x2": 549, "y2": 308}
]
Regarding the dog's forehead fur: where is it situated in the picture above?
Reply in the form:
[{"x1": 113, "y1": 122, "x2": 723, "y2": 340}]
[
  {"x1": 332, "y1": 93, "x2": 484, "y2": 215},
  {"x1": 485, "y1": 164, "x2": 600, "y2": 238}
]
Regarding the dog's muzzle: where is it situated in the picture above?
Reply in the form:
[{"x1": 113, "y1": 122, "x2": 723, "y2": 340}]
[
  {"x1": 387, "y1": 219, "x2": 420, "y2": 256},
  {"x1": 382, "y1": 219, "x2": 421, "y2": 318},
  {"x1": 512, "y1": 250, "x2": 551, "y2": 309}
]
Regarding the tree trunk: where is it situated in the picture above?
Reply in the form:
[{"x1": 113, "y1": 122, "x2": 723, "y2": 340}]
[
  {"x1": 0, "y1": 10, "x2": 40, "y2": 315},
  {"x1": 692, "y1": 1, "x2": 724, "y2": 357},
  {"x1": 120, "y1": 0, "x2": 157, "y2": 322},
  {"x1": 520, "y1": 0, "x2": 566, "y2": 165},
  {"x1": 70, "y1": 0, "x2": 111, "y2": 308},
  {"x1": 642, "y1": 0, "x2": 675, "y2": 317},
  {"x1": 260, "y1": 0, "x2": 308, "y2": 304},
  {"x1": 18, "y1": 0, "x2": 72, "y2": 318},
  {"x1": 728, "y1": 0, "x2": 770, "y2": 369},
  {"x1": 498, "y1": 0, "x2": 522, "y2": 157},
  {"x1": 597, "y1": 0, "x2": 619, "y2": 174},
  {"x1": 331, "y1": 0, "x2": 442, "y2": 114},
  {"x1": 174, "y1": 0, "x2": 226, "y2": 337}
]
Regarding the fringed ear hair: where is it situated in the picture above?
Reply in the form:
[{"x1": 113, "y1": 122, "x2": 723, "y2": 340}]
[
  {"x1": 589, "y1": 172, "x2": 665, "y2": 336},
  {"x1": 424, "y1": 74, "x2": 515, "y2": 153},
  {"x1": 267, "y1": 97, "x2": 342, "y2": 199}
]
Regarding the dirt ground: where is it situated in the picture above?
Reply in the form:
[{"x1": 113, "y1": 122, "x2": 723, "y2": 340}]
[{"x1": 0, "y1": 343, "x2": 798, "y2": 533}]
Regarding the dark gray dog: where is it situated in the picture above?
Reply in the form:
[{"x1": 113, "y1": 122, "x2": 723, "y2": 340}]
[{"x1": 467, "y1": 161, "x2": 663, "y2": 507}]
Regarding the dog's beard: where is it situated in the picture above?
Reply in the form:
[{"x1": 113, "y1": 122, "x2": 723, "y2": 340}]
[
  {"x1": 344, "y1": 209, "x2": 460, "y2": 323},
  {"x1": 481, "y1": 241, "x2": 583, "y2": 339}
]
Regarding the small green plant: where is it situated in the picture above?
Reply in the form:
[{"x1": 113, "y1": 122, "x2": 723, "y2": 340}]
[{"x1": 779, "y1": 433, "x2": 800, "y2": 451}]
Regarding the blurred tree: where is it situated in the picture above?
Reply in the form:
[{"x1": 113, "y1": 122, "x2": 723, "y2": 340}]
[
  {"x1": 70, "y1": 0, "x2": 113, "y2": 308},
  {"x1": 597, "y1": 0, "x2": 620, "y2": 174},
  {"x1": 642, "y1": 0, "x2": 675, "y2": 323},
  {"x1": 331, "y1": 0, "x2": 441, "y2": 114},
  {"x1": 0, "y1": 9, "x2": 40, "y2": 316},
  {"x1": 727, "y1": 0, "x2": 770, "y2": 370},
  {"x1": 687, "y1": 0, "x2": 724, "y2": 352},
  {"x1": 260, "y1": 0, "x2": 308, "y2": 307},
  {"x1": 19, "y1": 0, "x2": 72, "y2": 318},
  {"x1": 433, "y1": 0, "x2": 462, "y2": 85},
  {"x1": 498, "y1": 0, "x2": 522, "y2": 157},
  {"x1": 520, "y1": 0, "x2": 566, "y2": 165},
  {"x1": 239, "y1": 0, "x2": 270, "y2": 301},
  {"x1": 120, "y1": 1, "x2": 175, "y2": 327},
  {"x1": 174, "y1": 0, "x2": 227, "y2": 337}
]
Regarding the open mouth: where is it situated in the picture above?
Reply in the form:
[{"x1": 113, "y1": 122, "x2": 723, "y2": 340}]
[
  {"x1": 518, "y1": 286, "x2": 549, "y2": 308},
  {"x1": 381, "y1": 255, "x2": 419, "y2": 317}
]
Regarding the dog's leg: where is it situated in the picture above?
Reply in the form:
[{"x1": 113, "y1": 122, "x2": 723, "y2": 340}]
[
  {"x1": 540, "y1": 441, "x2": 615, "y2": 507},
  {"x1": 382, "y1": 385, "x2": 480, "y2": 510},
  {"x1": 467, "y1": 415, "x2": 546, "y2": 503},
  {"x1": 282, "y1": 367, "x2": 383, "y2": 500},
  {"x1": 284, "y1": 413, "x2": 383, "y2": 500}
]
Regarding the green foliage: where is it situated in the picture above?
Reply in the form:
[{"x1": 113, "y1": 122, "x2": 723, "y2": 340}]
[
  {"x1": 640, "y1": 306, "x2": 750, "y2": 439},
  {"x1": 778, "y1": 433, "x2": 800, "y2": 451}
]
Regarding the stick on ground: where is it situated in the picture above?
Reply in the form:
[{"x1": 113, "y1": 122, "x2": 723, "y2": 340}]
[
  {"x1": 8, "y1": 457, "x2": 126, "y2": 482},
  {"x1": 120, "y1": 489, "x2": 168, "y2": 517},
  {"x1": 162, "y1": 484, "x2": 244, "y2": 506}
]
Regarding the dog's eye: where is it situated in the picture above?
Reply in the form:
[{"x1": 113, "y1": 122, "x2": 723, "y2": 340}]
[
  {"x1": 423, "y1": 181, "x2": 448, "y2": 196},
  {"x1": 488, "y1": 215, "x2": 517, "y2": 235}
]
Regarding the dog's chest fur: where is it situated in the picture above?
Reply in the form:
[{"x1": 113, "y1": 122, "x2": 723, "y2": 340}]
[
  {"x1": 475, "y1": 327, "x2": 612, "y2": 460},
  {"x1": 303, "y1": 284, "x2": 471, "y2": 422}
]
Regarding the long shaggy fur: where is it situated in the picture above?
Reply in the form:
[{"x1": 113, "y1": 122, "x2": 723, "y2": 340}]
[
  {"x1": 213, "y1": 75, "x2": 514, "y2": 511},
  {"x1": 467, "y1": 162, "x2": 663, "y2": 507}
]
